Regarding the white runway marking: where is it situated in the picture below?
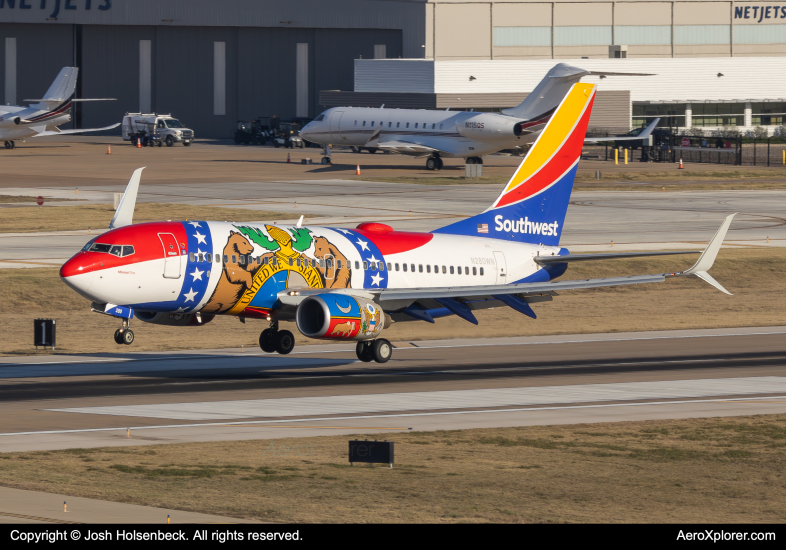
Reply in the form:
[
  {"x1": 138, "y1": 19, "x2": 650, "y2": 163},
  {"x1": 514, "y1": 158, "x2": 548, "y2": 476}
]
[{"x1": 46, "y1": 376, "x2": 786, "y2": 421}]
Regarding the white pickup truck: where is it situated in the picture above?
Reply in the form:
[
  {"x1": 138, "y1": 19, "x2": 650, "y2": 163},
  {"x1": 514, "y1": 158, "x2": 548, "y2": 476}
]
[{"x1": 122, "y1": 113, "x2": 195, "y2": 147}]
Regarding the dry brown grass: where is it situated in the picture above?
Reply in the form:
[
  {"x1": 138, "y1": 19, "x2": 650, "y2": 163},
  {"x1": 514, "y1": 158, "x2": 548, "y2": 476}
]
[
  {"x1": 0, "y1": 203, "x2": 303, "y2": 233},
  {"x1": 0, "y1": 248, "x2": 782, "y2": 356},
  {"x1": 1, "y1": 415, "x2": 785, "y2": 523}
]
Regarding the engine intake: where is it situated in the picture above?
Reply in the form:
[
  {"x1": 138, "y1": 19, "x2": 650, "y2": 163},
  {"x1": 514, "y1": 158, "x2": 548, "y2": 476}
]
[
  {"x1": 296, "y1": 294, "x2": 388, "y2": 341},
  {"x1": 0, "y1": 116, "x2": 21, "y2": 127},
  {"x1": 135, "y1": 311, "x2": 214, "y2": 327}
]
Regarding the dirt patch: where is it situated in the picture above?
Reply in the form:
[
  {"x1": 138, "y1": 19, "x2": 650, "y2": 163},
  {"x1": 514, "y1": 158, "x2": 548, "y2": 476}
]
[
  {"x1": 0, "y1": 203, "x2": 304, "y2": 233},
  {"x1": 1, "y1": 414, "x2": 784, "y2": 522},
  {"x1": 0, "y1": 248, "x2": 782, "y2": 355}
]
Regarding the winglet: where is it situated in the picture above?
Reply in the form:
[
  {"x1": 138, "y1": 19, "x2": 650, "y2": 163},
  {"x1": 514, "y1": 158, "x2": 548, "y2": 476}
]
[
  {"x1": 109, "y1": 168, "x2": 145, "y2": 229},
  {"x1": 674, "y1": 213, "x2": 736, "y2": 294},
  {"x1": 637, "y1": 117, "x2": 660, "y2": 139}
]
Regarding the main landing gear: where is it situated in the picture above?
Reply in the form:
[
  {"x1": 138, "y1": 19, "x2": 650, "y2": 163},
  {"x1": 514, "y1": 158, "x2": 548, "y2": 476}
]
[
  {"x1": 113, "y1": 320, "x2": 134, "y2": 345},
  {"x1": 4, "y1": 141, "x2": 15, "y2": 150},
  {"x1": 259, "y1": 320, "x2": 295, "y2": 355},
  {"x1": 465, "y1": 156, "x2": 483, "y2": 165},
  {"x1": 425, "y1": 154, "x2": 443, "y2": 171},
  {"x1": 356, "y1": 339, "x2": 392, "y2": 363}
]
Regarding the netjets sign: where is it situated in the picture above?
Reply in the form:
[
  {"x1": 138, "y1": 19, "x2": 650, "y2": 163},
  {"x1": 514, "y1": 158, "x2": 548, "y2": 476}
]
[
  {"x1": 734, "y1": 5, "x2": 786, "y2": 21},
  {"x1": 495, "y1": 215, "x2": 559, "y2": 236},
  {"x1": 0, "y1": 1, "x2": 112, "y2": 18}
]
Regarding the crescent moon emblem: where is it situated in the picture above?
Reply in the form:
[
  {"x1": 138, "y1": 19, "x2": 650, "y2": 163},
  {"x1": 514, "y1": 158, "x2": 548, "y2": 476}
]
[{"x1": 336, "y1": 299, "x2": 352, "y2": 314}]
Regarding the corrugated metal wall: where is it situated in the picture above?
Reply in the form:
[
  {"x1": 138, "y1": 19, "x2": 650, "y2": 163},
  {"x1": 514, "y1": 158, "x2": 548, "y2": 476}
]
[{"x1": 355, "y1": 58, "x2": 786, "y2": 102}]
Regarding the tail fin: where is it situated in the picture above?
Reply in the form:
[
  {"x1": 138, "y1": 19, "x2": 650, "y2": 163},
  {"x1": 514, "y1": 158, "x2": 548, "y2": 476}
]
[
  {"x1": 433, "y1": 82, "x2": 596, "y2": 246},
  {"x1": 24, "y1": 67, "x2": 78, "y2": 110},
  {"x1": 500, "y1": 63, "x2": 589, "y2": 121}
]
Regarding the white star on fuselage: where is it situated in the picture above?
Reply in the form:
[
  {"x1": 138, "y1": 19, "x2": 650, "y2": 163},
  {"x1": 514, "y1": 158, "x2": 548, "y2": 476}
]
[
  {"x1": 188, "y1": 221, "x2": 202, "y2": 228},
  {"x1": 183, "y1": 288, "x2": 198, "y2": 302},
  {"x1": 367, "y1": 254, "x2": 379, "y2": 263},
  {"x1": 337, "y1": 229, "x2": 351, "y2": 234},
  {"x1": 370, "y1": 273, "x2": 384, "y2": 286},
  {"x1": 193, "y1": 232, "x2": 207, "y2": 244},
  {"x1": 356, "y1": 238, "x2": 369, "y2": 251},
  {"x1": 190, "y1": 268, "x2": 204, "y2": 281}
]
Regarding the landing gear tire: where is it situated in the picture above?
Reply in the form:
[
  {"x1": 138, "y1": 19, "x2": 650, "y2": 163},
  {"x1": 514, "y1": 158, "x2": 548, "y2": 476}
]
[
  {"x1": 165, "y1": 135, "x2": 174, "y2": 147},
  {"x1": 122, "y1": 329, "x2": 135, "y2": 345},
  {"x1": 4, "y1": 141, "x2": 13, "y2": 150},
  {"x1": 436, "y1": 157, "x2": 444, "y2": 170},
  {"x1": 371, "y1": 338, "x2": 392, "y2": 363},
  {"x1": 259, "y1": 329, "x2": 276, "y2": 353},
  {"x1": 321, "y1": 157, "x2": 332, "y2": 165},
  {"x1": 426, "y1": 157, "x2": 438, "y2": 171},
  {"x1": 113, "y1": 329, "x2": 124, "y2": 345},
  {"x1": 274, "y1": 330, "x2": 295, "y2": 355},
  {"x1": 356, "y1": 341, "x2": 374, "y2": 362}
]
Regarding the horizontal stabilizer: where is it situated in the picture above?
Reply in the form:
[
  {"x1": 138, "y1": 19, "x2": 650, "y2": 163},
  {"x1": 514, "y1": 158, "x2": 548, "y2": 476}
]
[
  {"x1": 535, "y1": 249, "x2": 698, "y2": 265},
  {"x1": 585, "y1": 118, "x2": 660, "y2": 143}
]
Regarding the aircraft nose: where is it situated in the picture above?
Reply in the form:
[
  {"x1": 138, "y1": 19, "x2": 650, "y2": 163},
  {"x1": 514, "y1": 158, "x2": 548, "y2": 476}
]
[{"x1": 60, "y1": 255, "x2": 95, "y2": 298}]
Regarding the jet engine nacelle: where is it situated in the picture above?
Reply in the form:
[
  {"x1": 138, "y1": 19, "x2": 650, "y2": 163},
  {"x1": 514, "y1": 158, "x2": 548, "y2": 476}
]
[
  {"x1": 135, "y1": 311, "x2": 215, "y2": 327},
  {"x1": 455, "y1": 112, "x2": 523, "y2": 141},
  {"x1": 0, "y1": 116, "x2": 21, "y2": 127},
  {"x1": 296, "y1": 294, "x2": 389, "y2": 341}
]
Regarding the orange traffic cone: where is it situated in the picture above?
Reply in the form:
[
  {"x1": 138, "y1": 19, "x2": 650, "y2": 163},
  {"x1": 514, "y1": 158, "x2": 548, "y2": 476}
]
[
  {"x1": 356, "y1": 165, "x2": 361, "y2": 176},
  {"x1": 136, "y1": 139, "x2": 141, "y2": 149},
  {"x1": 678, "y1": 158, "x2": 684, "y2": 169},
  {"x1": 287, "y1": 153, "x2": 290, "y2": 163},
  {"x1": 107, "y1": 145, "x2": 111, "y2": 155}
]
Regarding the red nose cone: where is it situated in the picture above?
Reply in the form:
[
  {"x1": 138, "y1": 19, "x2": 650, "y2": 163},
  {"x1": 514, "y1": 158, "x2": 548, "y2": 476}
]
[
  {"x1": 60, "y1": 254, "x2": 86, "y2": 279},
  {"x1": 356, "y1": 222, "x2": 393, "y2": 234}
]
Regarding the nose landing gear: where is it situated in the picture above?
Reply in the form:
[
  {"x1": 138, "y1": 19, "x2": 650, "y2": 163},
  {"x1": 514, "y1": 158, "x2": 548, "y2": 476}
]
[
  {"x1": 356, "y1": 339, "x2": 392, "y2": 363},
  {"x1": 113, "y1": 320, "x2": 134, "y2": 345},
  {"x1": 4, "y1": 141, "x2": 15, "y2": 150},
  {"x1": 321, "y1": 144, "x2": 332, "y2": 165},
  {"x1": 425, "y1": 155, "x2": 443, "y2": 171},
  {"x1": 259, "y1": 321, "x2": 295, "y2": 355}
]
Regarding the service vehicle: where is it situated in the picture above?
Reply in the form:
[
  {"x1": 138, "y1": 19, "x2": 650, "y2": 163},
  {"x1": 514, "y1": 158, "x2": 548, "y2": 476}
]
[{"x1": 122, "y1": 113, "x2": 194, "y2": 147}]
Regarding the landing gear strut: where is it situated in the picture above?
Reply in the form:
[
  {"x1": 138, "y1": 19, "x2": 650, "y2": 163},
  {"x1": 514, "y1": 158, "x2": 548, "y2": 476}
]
[
  {"x1": 4, "y1": 141, "x2": 15, "y2": 150},
  {"x1": 425, "y1": 154, "x2": 443, "y2": 171},
  {"x1": 113, "y1": 320, "x2": 134, "y2": 345},
  {"x1": 356, "y1": 338, "x2": 392, "y2": 363},
  {"x1": 259, "y1": 321, "x2": 295, "y2": 355},
  {"x1": 321, "y1": 143, "x2": 332, "y2": 165}
]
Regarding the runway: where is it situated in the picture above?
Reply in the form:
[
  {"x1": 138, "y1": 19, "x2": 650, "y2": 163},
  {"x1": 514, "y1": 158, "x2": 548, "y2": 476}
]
[{"x1": 1, "y1": 326, "x2": 784, "y2": 452}]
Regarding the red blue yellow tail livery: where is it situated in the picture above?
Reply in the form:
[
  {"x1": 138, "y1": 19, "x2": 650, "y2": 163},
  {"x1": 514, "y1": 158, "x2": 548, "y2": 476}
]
[
  {"x1": 434, "y1": 83, "x2": 596, "y2": 246},
  {"x1": 60, "y1": 81, "x2": 735, "y2": 364}
]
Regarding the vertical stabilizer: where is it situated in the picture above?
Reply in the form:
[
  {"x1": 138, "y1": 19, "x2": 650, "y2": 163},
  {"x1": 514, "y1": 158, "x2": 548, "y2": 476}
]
[{"x1": 433, "y1": 82, "x2": 596, "y2": 246}]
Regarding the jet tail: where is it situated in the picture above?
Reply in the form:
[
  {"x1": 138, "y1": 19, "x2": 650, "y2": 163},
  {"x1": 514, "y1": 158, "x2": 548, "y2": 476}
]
[
  {"x1": 24, "y1": 67, "x2": 78, "y2": 110},
  {"x1": 433, "y1": 82, "x2": 596, "y2": 246}
]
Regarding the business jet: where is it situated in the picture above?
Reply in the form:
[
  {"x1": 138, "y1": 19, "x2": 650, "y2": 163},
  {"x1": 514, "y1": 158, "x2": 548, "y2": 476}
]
[
  {"x1": 0, "y1": 67, "x2": 118, "y2": 150},
  {"x1": 60, "y1": 82, "x2": 733, "y2": 363},
  {"x1": 299, "y1": 63, "x2": 657, "y2": 170}
]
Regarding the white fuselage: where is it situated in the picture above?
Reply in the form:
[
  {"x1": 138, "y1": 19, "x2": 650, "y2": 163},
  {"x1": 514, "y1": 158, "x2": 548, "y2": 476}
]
[
  {"x1": 0, "y1": 104, "x2": 71, "y2": 140},
  {"x1": 300, "y1": 107, "x2": 536, "y2": 158}
]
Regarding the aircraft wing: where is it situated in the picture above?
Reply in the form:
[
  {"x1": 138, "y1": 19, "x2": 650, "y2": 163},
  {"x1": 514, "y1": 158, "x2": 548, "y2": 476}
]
[
  {"x1": 372, "y1": 140, "x2": 442, "y2": 154},
  {"x1": 584, "y1": 118, "x2": 660, "y2": 143},
  {"x1": 31, "y1": 122, "x2": 120, "y2": 137},
  {"x1": 278, "y1": 214, "x2": 735, "y2": 323}
]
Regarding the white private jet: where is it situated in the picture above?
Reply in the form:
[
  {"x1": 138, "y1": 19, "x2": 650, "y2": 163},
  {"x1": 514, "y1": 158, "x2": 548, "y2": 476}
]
[
  {"x1": 0, "y1": 67, "x2": 119, "y2": 150},
  {"x1": 300, "y1": 63, "x2": 658, "y2": 170}
]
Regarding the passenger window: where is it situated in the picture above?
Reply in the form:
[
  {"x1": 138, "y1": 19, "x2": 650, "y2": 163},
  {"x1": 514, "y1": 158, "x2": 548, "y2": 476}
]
[
  {"x1": 189, "y1": 253, "x2": 195, "y2": 262},
  {"x1": 379, "y1": 262, "x2": 385, "y2": 272},
  {"x1": 457, "y1": 266, "x2": 461, "y2": 275},
  {"x1": 198, "y1": 253, "x2": 204, "y2": 262},
  {"x1": 223, "y1": 255, "x2": 228, "y2": 263},
  {"x1": 418, "y1": 264, "x2": 423, "y2": 273},
  {"x1": 363, "y1": 121, "x2": 366, "y2": 126},
  {"x1": 232, "y1": 255, "x2": 237, "y2": 263},
  {"x1": 363, "y1": 261, "x2": 368, "y2": 270},
  {"x1": 415, "y1": 123, "x2": 418, "y2": 128},
  {"x1": 397, "y1": 122, "x2": 400, "y2": 128},
  {"x1": 370, "y1": 262, "x2": 377, "y2": 270},
  {"x1": 371, "y1": 121, "x2": 375, "y2": 126},
  {"x1": 403, "y1": 263, "x2": 408, "y2": 272},
  {"x1": 442, "y1": 266, "x2": 446, "y2": 274},
  {"x1": 426, "y1": 265, "x2": 431, "y2": 273},
  {"x1": 239, "y1": 255, "x2": 246, "y2": 265},
  {"x1": 473, "y1": 266, "x2": 477, "y2": 275},
  {"x1": 450, "y1": 266, "x2": 454, "y2": 274},
  {"x1": 326, "y1": 259, "x2": 334, "y2": 269},
  {"x1": 355, "y1": 261, "x2": 360, "y2": 269},
  {"x1": 388, "y1": 122, "x2": 392, "y2": 127},
  {"x1": 122, "y1": 245, "x2": 135, "y2": 257},
  {"x1": 262, "y1": 257, "x2": 269, "y2": 265},
  {"x1": 395, "y1": 263, "x2": 399, "y2": 271},
  {"x1": 480, "y1": 267, "x2": 484, "y2": 276},
  {"x1": 387, "y1": 263, "x2": 392, "y2": 271},
  {"x1": 411, "y1": 264, "x2": 415, "y2": 272},
  {"x1": 272, "y1": 257, "x2": 278, "y2": 266},
  {"x1": 466, "y1": 267, "x2": 470, "y2": 275},
  {"x1": 406, "y1": 123, "x2": 410, "y2": 128},
  {"x1": 296, "y1": 258, "x2": 301, "y2": 267},
  {"x1": 205, "y1": 253, "x2": 212, "y2": 262}
]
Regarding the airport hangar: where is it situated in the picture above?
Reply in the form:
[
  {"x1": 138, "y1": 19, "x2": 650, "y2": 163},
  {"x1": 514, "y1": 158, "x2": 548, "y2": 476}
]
[{"x1": 1, "y1": 0, "x2": 785, "y2": 137}]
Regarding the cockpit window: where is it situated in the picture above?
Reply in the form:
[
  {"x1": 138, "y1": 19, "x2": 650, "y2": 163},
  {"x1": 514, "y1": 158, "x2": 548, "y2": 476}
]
[
  {"x1": 313, "y1": 114, "x2": 325, "y2": 122},
  {"x1": 86, "y1": 243, "x2": 135, "y2": 257}
]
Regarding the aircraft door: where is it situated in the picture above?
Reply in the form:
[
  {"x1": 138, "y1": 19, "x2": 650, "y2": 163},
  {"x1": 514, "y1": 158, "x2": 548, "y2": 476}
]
[
  {"x1": 158, "y1": 233, "x2": 182, "y2": 279},
  {"x1": 330, "y1": 111, "x2": 344, "y2": 142},
  {"x1": 493, "y1": 251, "x2": 507, "y2": 284}
]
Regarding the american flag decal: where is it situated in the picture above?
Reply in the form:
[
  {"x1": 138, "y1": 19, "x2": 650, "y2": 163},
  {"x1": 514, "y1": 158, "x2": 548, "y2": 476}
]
[{"x1": 477, "y1": 223, "x2": 488, "y2": 234}]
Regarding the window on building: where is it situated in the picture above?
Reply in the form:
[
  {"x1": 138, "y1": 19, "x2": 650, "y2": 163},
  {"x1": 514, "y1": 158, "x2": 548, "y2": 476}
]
[
  {"x1": 406, "y1": 122, "x2": 410, "y2": 128},
  {"x1": 397, "y1": 122, "x2": 401, "y2": 128},
  {"x1": 363, "y1": 121, "x2": 366, "y2": 126},
  {"x1": 388, "y1": 122, "x2": 392, "y2": 127},
  {"x1": 752, "y1": 102, "x2": 786, "y2": 126},
  {"x1": 415, "y1": 123, "x2": 418, "y2": 128},
  {"x1": 432, "y1": 123, "x2": 436, "y2": 129},
  {"x1": 632, "y1": 103, "x2": 687, "y2": 129},
  {"x1": 692, "y1": 103, "x2": 745, "y2": 127},
  {"x1": 371, "y1": 121, "x2": 375, "y2": 126}
]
